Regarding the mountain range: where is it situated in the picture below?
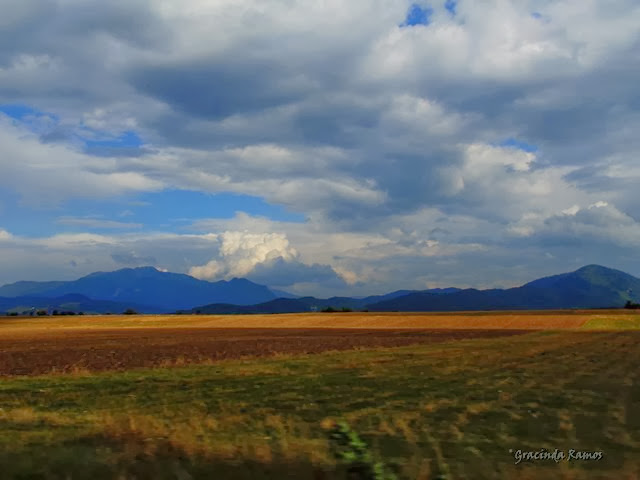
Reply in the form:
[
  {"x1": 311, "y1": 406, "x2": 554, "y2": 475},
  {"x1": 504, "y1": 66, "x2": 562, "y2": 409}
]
[
  {"x1": 367, "y1": 264, "x2": 640, "y2": 311},
  {"x1": 183, "y1": 264, "x2": 640, "y2": 314},
  {"x1": 1, "y1": 264, "x2": 639, "y2": 315},
  {"x1": 0, "y1": 267, "x2": 276, "y2": 313}
]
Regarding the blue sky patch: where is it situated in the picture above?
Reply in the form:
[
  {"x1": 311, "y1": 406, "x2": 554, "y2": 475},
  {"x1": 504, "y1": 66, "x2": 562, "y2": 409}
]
[
  {"x1": 499, "y1": 138, "x2": 539, "y2": 153},
  {"x1": 1, "y1": 103, "x2": 146, "y2": 155},
  {"x1": 0, "y1": 189, "x2": 305, "y2": 237},
  {"x1": 0, "y1": 190, "x2": 55, "y2": 237},
  {"x1": 81, "y1": 130, "x2": 145, "y2": 156},
  {"x1": 401, "y1": 4, "x2": 433, "y2": 27},
  {"x1": 0, "y1": 104, "x2": 41, "y2": 119},
  {"x1": 83, "y1": 130, "x2": 143, "y2": 149},
  {"x1": 0, "y1": 104, "x2": 59, "y2": 124},
  {"x1": 0, "y1": 104, "x2": 60, "y2": 133},
  {"x1": 134, "y1": 190, "x2": 306, "y2": 228},
  {"x1": 445, "y1": 0, "x2": 457, "y2": 15}
]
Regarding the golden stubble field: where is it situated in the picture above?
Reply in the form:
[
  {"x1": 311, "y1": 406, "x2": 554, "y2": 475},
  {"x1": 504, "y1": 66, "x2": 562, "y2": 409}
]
[{"x1": 0, "y1": 310, "x2": 614, "y2": 334}]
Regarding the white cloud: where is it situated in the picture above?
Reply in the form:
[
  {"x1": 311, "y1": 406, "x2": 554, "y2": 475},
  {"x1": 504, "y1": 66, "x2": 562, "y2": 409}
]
[
  {"x1": 504, "y1": 201, "x2": 640, "y2": 249},
  {"x1": 465, "y1": 143, "x2": 534, "y2": 173},
  {"x1": 562, "y1": 205, "x2": 580, "y2": 216},
  {"x1": 189, "y1": 231, "x2": 298, "y2": 280},
  {"x1": 33, "y1": 233, "x2": 117, "y2": 249},
  {"x1": 0, "y1": 117, "x2": 163, "y2": 205}
]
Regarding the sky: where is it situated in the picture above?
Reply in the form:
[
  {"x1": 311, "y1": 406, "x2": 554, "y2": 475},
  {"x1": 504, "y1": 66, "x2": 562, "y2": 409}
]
[{"x1": 0, "y1": 0, "x2": 639, "y2": 297}]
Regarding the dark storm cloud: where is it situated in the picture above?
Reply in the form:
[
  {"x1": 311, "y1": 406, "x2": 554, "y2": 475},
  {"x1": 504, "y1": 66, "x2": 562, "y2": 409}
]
[
  {"x1": 129, "y1": 61, "x2": 311, "y2": 120},
  {"x1": 247, "y1": 257, "x2": 347, "y2": 288}
]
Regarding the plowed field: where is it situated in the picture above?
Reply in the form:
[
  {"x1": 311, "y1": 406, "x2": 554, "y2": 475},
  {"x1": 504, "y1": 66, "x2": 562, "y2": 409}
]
[
  {"x1": 0, "y1": 327, "x2": 527, "y2": 375},
  {"x1": 1, "y1": 310, "x2": 633, "y2": 376}
]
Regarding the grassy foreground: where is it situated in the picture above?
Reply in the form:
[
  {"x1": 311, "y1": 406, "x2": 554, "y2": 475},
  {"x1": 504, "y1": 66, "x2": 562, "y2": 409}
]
[{"x1": 1, "y1": 329, "x2": 639, "y2": 479}]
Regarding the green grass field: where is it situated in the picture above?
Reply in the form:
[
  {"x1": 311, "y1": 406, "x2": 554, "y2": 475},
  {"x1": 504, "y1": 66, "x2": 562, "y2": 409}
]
[{"x1": 1, "y1": 323, "x2": 639, "y2": 479}]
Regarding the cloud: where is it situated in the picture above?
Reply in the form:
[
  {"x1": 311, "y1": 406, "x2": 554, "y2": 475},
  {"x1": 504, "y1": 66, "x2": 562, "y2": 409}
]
[
  {"x1": 0, "y1": 229, "x2": 218, "y2": 285},
  {"x1": 0, "y1": 117, "x2": 163, "y2": 206},
  {"x1": 187, "y1": 229, "x2": 351, "y2": 291},
  {"x1": 246, "y1": 257, "x2": 346, "y2": 289},
  {"x1": 189, "y1": 231, "x2": 297, "y2": 280},
  {"x1": 57, "y1": 216, "x2": 143, "y2": 229},
  {"x1": 537, "y1": 201, "x2": 640, "y2": 248},
  {"x1": 110, "y1": 251, "x2": 158, "y2": 266}
]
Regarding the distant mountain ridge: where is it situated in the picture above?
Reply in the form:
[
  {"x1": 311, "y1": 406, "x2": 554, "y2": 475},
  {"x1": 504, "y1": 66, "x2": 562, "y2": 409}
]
[
  {"x1": 184, "y1": 288, "x2": 462, "y2": 314},
  {"x1": 2, "y1": 264, "x2": 638, "y2": 315},
  {"x1": 0, "y1": 280, "x2": 67, "y2": 298},
  {"x1": 187, "y1": 265, "x2": 640, "y2": 314},
  {"x1": 366, "y1": 265, "x2": 640, "y2": 312},
  {"x1": 0, "y1": 293, "x2": 161, "y2": 315},
  {"x1": 0, "y1": 267, "x2": 277, "y2": 312}
]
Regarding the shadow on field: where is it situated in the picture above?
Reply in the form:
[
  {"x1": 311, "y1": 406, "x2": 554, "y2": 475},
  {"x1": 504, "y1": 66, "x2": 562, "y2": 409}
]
[{"x1": 0, "y1": 433, "x2": 348, "y2": 480}]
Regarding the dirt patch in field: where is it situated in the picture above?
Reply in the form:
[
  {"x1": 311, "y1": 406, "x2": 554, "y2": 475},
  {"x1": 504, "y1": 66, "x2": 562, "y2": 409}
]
[{"x1": 0, "y1": 328, "x2": 529, "y2": 376}]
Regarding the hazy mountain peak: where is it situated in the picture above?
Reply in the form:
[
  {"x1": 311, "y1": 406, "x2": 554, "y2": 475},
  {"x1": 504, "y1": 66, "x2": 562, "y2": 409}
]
[
  {"x1": 577, "y1": 264, "x2": 605, "y2": 270},
  {"x1": 574, "y1": 264, "x2": 636, "y2": 278}
]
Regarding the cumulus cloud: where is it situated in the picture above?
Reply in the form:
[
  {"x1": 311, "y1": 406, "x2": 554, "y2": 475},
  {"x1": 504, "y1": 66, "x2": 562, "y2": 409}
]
[
  {"x1": 185, "y1": 229, "x2": 352, "y2": 292},
  {"x1": 188, "y1": 231, "x2": 294, "y2": 279}
]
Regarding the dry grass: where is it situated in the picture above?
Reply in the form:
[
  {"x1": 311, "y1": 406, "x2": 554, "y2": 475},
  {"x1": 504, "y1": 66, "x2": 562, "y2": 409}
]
[
  {"x1": 96, "y1": 410, "x2": 334, "y2": 466},
  {"x1": 0, "y1": 310, "x2": 603, "y2": 338},
  {"x1": 0, "y1": 407, "x2": 77, "y2": 427}
]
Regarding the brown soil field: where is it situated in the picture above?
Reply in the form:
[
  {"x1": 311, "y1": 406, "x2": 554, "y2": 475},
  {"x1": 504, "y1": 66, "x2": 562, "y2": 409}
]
[
  {"x1": 1, "y1": 311, "x2": 619, "y2": 376},
  {"x1": 0, "y1": 327, "x2": 531, "y2": 376}
]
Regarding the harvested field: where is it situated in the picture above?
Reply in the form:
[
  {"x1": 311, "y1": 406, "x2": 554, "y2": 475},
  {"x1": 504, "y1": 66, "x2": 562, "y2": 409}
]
[
  {"x1": 0, "y1": 310, "x2": 606, "y2": 335},
  {"x1": 0, "y1": 327, "x2": 528, "y2": 376}
]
